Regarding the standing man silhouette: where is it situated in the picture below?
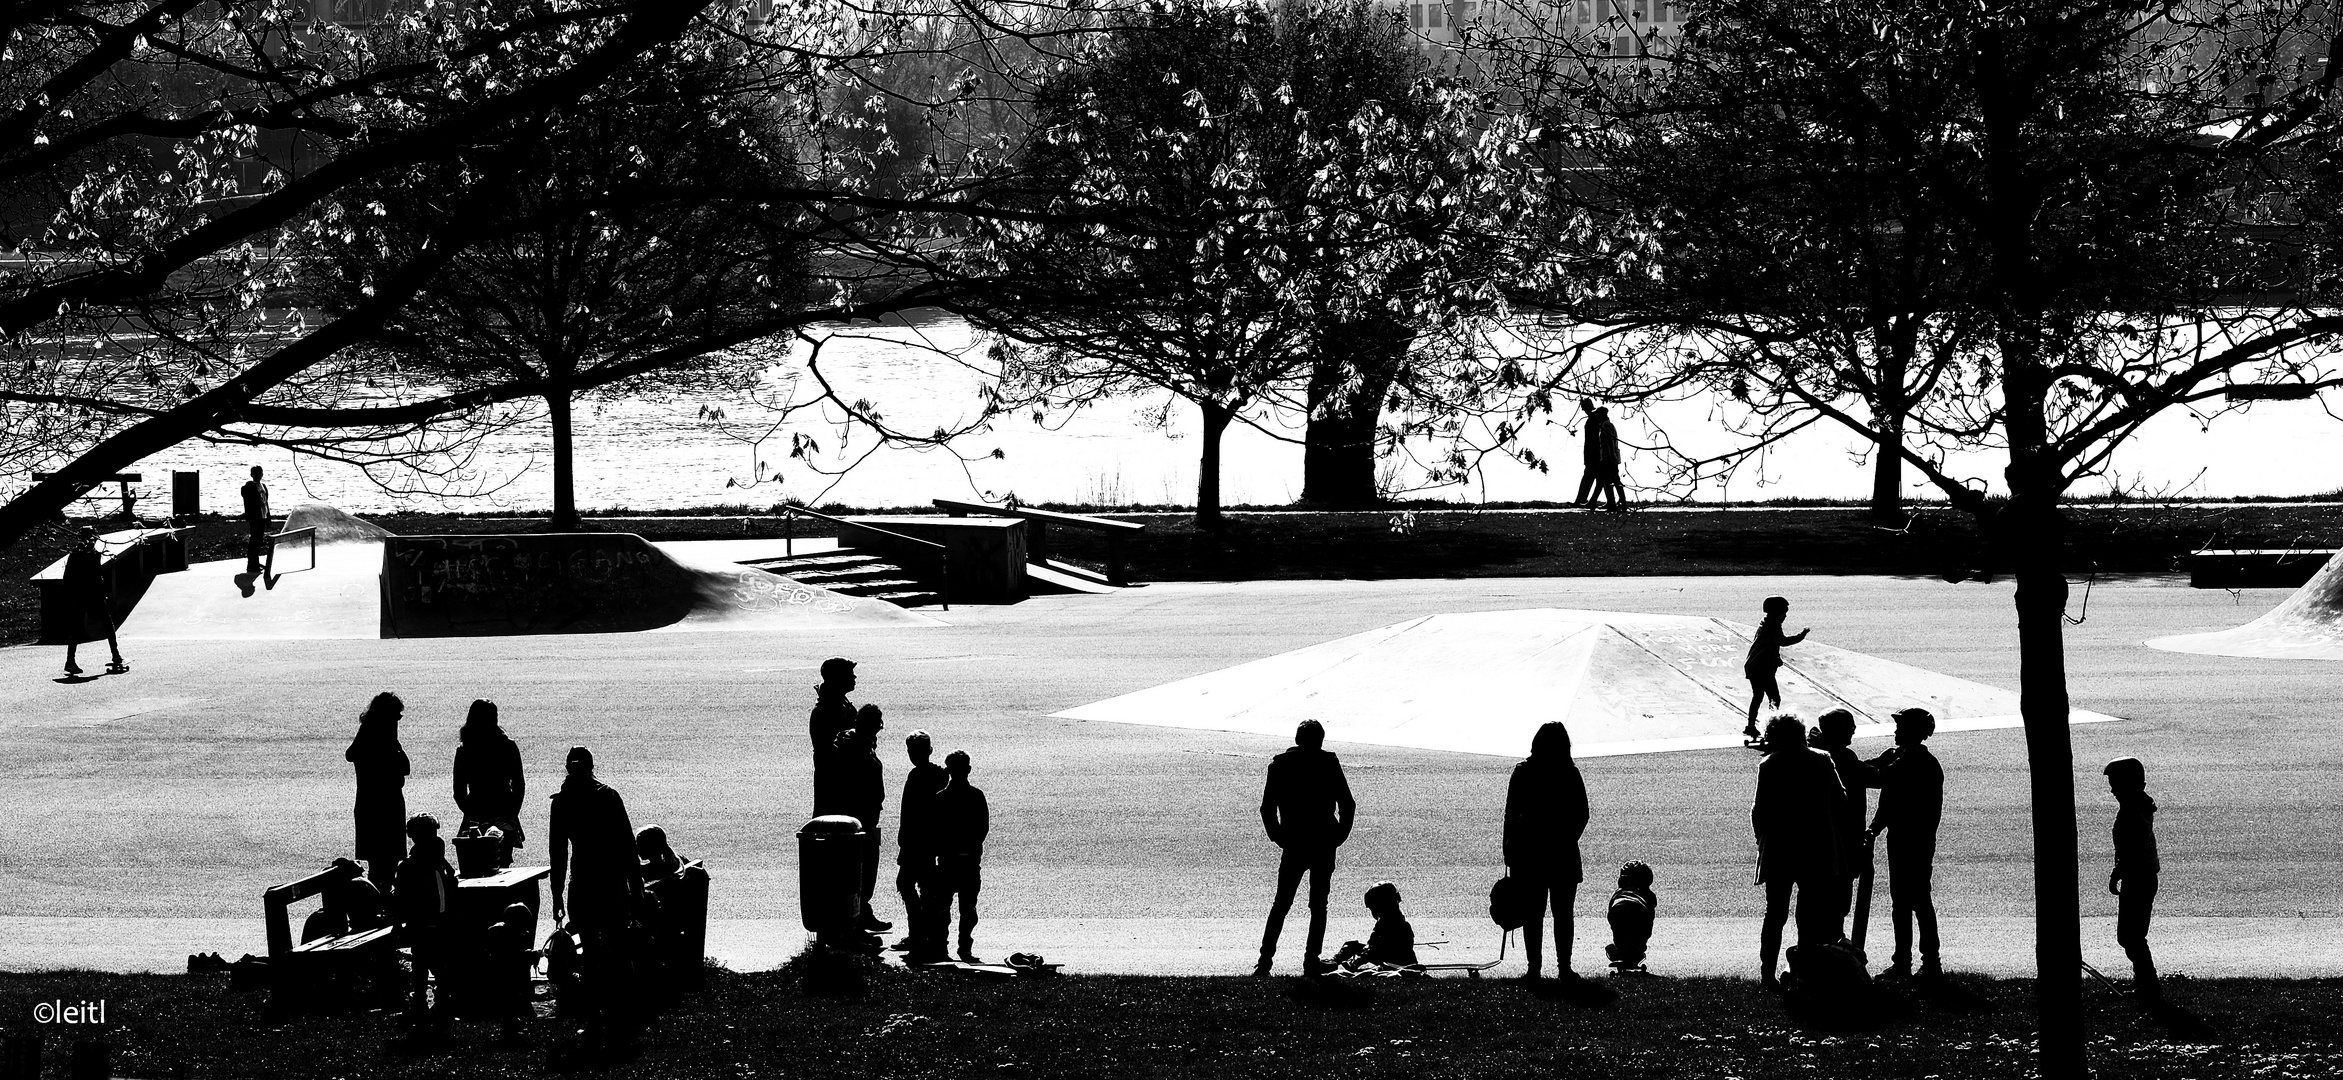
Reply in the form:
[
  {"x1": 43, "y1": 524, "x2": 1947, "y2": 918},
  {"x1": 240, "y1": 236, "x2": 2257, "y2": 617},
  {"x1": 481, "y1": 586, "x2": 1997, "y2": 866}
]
[
  {"x1": 1254, "y1": 719, "x2": 1356, "y2": 977},
  {"x1": 240, "y1": 465, "x2": 271, "y2": 573},
  {"x1": 549, "y1": 746, "x2": 644, "y2": 1044},
  {"x1": 808, "y1": 657, "x2": 858, "y2": 753},
  {"x1": 59, "y1": 528, "x2": 126, "y2": 676},
  {"x1": 895, "y1": 730, "x2": 946, "y2": 957},
  {"x1": 1751, "y1": 713, "x2": 1847, "y2": 992},
  {"x1": 1868, "y1": 708, "x2": 1944, "y2": 980}
]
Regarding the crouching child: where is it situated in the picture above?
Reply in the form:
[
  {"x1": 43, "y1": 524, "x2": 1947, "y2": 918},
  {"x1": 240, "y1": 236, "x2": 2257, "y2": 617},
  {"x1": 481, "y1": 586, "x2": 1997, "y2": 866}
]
[{"x1": 1605, "y1": 861, "x2": 1657, "y2": 974}]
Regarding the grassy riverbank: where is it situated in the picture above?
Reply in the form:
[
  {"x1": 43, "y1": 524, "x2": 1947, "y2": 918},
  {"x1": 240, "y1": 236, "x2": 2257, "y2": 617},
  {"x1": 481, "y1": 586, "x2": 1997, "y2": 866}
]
[
  {"x1": 6, "y1": 500, "x2": 2341, "y2": 647},
  {"x1": 0, "y1": 964, "x2": 2332, "y2": 1080}
]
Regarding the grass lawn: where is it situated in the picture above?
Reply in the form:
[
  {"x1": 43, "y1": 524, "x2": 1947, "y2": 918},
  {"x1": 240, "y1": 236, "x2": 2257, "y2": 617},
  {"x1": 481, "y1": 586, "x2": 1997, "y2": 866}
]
[
  {"x1": 7, "y1": 501, "x2": 2343, "y2": 647},
  {"x1": 0, "y1": 964, "x2": 2336, "y2": 1079}
]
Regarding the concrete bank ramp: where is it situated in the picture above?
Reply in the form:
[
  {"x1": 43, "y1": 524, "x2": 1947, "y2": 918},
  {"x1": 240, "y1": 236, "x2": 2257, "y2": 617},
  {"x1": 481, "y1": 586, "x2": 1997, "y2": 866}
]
[
  {"x1": 1058, "y1": 609, "x2": 2118, "y2": 758},
  {"x1": 127, "y1": 506, "x2": 933, "y2": 639},
  {"x1": 123, "y1": 504, "x2": 386, "y2": 640},
  {"x1": 2149, "y1": 549, "x2": 2343, "y2": 659}
]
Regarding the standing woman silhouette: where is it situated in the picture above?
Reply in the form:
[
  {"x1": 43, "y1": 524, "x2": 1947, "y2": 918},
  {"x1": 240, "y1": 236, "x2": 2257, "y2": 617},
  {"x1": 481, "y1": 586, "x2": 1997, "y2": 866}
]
[
  {"x1": 346, "y1": 692, "x2": 411, "y2": 889},
  {"x1": 1505, "y1": 721, "x2": 1590, "y2": 980}
]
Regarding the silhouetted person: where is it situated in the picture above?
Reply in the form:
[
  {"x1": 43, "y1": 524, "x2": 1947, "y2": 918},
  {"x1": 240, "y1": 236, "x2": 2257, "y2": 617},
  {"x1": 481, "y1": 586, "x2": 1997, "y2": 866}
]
[
  {"x1": 394, "y1": 813, "x2": 457, "y2": 1037},
  {"x1": 1811, "y1": 708, "x2": 1877, "y2": 934},
  {"x1": 812, "y1": 705, "x2": 892, "y2": 935},
  {"x1": 1742, "y1": 597, "x2": 1810, "y2": 743},
  {"x1": 301, "y1": 858, "x2": 388, "y2": 942},
  {"x1": 635, "y1": 824, "x2": 698, "y2": 1002},
  {"x1": 59, "y1": 528, "x2": 126, "y2": 677},
  {"x1": 1505, "y1": 720, "x2": 1590, "y2": 980},
  {"x1": 929, "y1": 749, "x2": 989, "y2": 963},
  {"x1": 1334, "y1": 881, "x2": 1418, "y2": 971},
  {"x1": 1255, "y1": 719, "x2": 1356, "y2": 977},
  {"x1": 2105, "y1": 756, "x2": 2161, "y2": 1000},
  {"x1": 484, "y1": 900, "x2": 536, "y2": 1041},
  {"x1": 637, "y1": 824, "x2": 684, "y2": 880},
  {"x1": 549, "y1": 745, "x2": 643, "y2": 1044},
  {"x1": 895, "y1": 730, "x2": 946, "y2": 955},
  {"x1": 1606, "y1": 861, "x2": 1657, "y2": 973},
  {"x1": 808, "y1": 657, "x2": 858, "y2": 753},
  {"x1": 240, "y1": 465, "x2": 271, "y2": 572},
  {"x1": 453, "y1": 699, "x2": 526, "y2": 865},
  {"x1": 1573, "y1": 401, "x2": 1624, "y2": 509},
  {"x1": 346, "y1": 692, "x2": 410, "y2": 890},
  {"x1": 1867, "y1": 707, "x2": 1943, "y2": 980},
  {"x1": 1752, "y1": 713, "x2": 1847, "y2": 992}
]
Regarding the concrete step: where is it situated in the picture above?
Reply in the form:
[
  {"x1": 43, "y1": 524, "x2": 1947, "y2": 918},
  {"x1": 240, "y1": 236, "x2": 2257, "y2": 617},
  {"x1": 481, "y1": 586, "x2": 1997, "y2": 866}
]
[{"x1": 744, "y1": 556, "x2": 938, "y2": 608}]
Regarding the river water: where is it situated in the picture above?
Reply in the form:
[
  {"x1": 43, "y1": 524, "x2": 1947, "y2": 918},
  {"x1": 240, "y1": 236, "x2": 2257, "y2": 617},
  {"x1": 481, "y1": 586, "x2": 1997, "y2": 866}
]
[{"x1": 109, "y1": 310, "x2": 2343, "y2": 516}]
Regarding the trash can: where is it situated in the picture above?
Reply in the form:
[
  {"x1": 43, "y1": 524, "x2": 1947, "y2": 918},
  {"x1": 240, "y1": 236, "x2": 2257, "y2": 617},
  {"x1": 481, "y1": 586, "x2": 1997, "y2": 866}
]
[
  {"x1": 171, "y1": 471, "x2": 200, "y2": 520},
  {"x1": 797, "y1": 815, "x2": 866, "y2": 936}
]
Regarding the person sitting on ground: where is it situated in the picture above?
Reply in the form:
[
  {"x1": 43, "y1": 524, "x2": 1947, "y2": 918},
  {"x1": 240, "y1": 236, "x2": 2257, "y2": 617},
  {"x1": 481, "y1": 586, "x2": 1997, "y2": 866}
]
[
  {"x1": 2105, "y1": 756, "x2": 2161, "y2": 1001},
  {"x1": 484, "y1": 900, "x2": 536, "y2": 1042},
  {"x1": 1743, "y1": 596, "x2": 1811, "y2": 744},
  {"x1": 1333, "y1": 881, "x2": 1421, "y2": 974},
  {"x1": 393, "y1": 813, "x2": 458, "y2": 1036},
  {"x1": 1605, "y1": 861, "x2": 1658, "y2": 973},
  {"x1": 302, "y1": 857, "x2": 389, "y2": 942},
  {"x1": 927, "y1": 749, "x2": 990, "y2": 964}
]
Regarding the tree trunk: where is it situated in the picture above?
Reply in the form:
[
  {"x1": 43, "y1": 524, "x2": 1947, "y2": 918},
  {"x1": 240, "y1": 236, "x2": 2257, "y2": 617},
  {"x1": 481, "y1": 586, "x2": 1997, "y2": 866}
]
[
  {"x1": 2002, "y1": 352, "x2": 2086, "y2": 1078},
  {"x1": 1195, "y1": 400, "x2": 1233, "y2": 531},
  {"x1": 1869, "y1": 325, "x2": 1915, "y2": 526},
  {"x1": 548, "y1": 388, "x2": 579, "y2": 531},
  {"x1": 1303, "y1": 319, "x2": 1407, "y2": 508}
]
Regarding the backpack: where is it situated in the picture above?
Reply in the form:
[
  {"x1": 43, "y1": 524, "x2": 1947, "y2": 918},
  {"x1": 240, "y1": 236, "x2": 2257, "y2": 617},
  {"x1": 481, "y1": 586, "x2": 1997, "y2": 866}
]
[
  {"x1": 1489, "y1": 875, "x2": 1533, "y2": 931},
  {"x1": 1782, "y1": 939, "x2": 1871, "y2": 1017}
]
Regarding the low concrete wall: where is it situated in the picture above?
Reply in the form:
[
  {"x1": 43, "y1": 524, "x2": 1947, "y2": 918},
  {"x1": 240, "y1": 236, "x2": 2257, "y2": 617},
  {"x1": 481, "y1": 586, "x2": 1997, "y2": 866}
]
[
  {"x1": 32, "y1": 528, "x2": 187, "y2": 645},
  {"x1": 840, "y1": 516, "x2": 1027, "y2": 602},
  {"x1": 381, "y1": 533, "x2": 697, "y2": 637}
]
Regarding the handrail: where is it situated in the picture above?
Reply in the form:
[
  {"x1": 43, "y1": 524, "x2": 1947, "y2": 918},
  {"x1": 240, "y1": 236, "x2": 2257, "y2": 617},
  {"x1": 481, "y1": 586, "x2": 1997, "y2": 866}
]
[
  {"x1": 932, "y1": 498, "x2": 1148, "y2": 533},
  {"x1": 779, "y1": 504, "x2": 949, "y2": 610}
]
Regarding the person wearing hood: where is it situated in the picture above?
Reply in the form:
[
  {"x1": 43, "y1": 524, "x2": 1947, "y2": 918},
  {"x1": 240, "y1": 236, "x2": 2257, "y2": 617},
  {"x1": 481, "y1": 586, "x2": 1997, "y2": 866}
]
[
  {"x1": 1254, "y1": 719, "x2": 1356, "y2": 977},
  {"x1": 1505, "y1": 720, "x2": 1591, "y2": 980},
  {"x1": 453, "y1": 699, "x2": 526, "y2": 864},
  {"x1": 347, "y1": 692, "x2": 411, "y2": 889},
  {"x1": 2106, "y1": 756, "x2": 2161, "y2": 1000}
]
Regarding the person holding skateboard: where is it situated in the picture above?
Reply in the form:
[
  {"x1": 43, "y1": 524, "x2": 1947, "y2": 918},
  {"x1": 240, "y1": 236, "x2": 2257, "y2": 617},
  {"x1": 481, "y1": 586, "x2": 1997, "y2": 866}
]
[
  {"x1": 1867, "y1": 708, "x2": 1944, "y2": 980},
  {"x1": 1811, "y1": 709, "x2": 1879, "y2": 940}
]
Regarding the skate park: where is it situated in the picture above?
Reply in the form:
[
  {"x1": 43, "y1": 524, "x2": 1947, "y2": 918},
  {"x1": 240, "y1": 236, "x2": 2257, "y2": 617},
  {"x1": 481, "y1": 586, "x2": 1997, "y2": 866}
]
[{"x1": 6, "y1": 506, "x2": 2343, "y2": 981}]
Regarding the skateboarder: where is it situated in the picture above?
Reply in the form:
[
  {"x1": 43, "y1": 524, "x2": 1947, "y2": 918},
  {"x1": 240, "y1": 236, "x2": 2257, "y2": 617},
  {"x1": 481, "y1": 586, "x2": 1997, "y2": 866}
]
[
  {"x1": 59, "y1": 527, "x2": 126, "y2": 677},
  {"x1": 1867, "y1": 708, "x2": 1944, "y2": 980},
  {"x1": 1255, "y1": 719, "x2": 1356, "y2": 977},
  {"x1": 240, "y1": 465, "x2": 271, "y2": 572},
  {"x1": 2105, "y1": 757, "x2": 2161, "y2": 1000},
  {"x1": 1743, "y1": 596, "x2": 1810, "y2": 744}
]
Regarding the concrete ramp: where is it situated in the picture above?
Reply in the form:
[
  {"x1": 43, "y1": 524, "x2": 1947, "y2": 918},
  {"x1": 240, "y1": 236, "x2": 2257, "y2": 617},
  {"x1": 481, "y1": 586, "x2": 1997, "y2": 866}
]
[
  {"x1": 123, "y1": 507, "x2": 389, "y2": 640},
  {"x1": 1057, "y1": 609, "x2": 2118, "y2": 757},
  {"x1": 2149, "y1": 549, "x2": 2343, "y2": 659}
]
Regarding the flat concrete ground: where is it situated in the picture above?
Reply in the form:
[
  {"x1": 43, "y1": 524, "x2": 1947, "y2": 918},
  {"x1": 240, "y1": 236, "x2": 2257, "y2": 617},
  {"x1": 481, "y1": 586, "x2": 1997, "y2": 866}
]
[{"x1": 3, "y1": 573, "x2": 2337, "y2": 978}]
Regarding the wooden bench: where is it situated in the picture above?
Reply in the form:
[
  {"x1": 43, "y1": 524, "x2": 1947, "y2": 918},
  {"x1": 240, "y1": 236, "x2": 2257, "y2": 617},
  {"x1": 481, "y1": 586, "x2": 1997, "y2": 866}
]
[
  {"x1": 262, "y1": 862, "x2": 399, "y2": 1005},
  {"x1": 933, "y1": 498, "x2": 1146, "y2": 586}
]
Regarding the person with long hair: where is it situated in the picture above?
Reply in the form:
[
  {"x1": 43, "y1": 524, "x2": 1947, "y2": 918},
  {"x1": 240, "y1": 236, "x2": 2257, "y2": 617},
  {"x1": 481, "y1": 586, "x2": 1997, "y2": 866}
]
[
  {"x1": 1751, "y1": 713, "x2": 1848, "y2": 992},
  {"x1": 453, "y1": 699, "x2": 526, "y2": 864},
  {"x1": 1505, "y1": 720, "x2": 1591, "y2": 980},
  {"x1": 346, "y1": 692, "x2": 410, "y2": 889}
]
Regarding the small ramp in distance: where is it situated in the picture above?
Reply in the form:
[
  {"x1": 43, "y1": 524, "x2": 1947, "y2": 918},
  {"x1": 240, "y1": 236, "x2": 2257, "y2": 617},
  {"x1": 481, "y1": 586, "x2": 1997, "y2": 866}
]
[
  {"x1": 1055, "y1": 609, "x2": 2118, "y2": 758},
  {"x1": 123, "y1": 505, "x2": 386, "y2": 640},
  {"x1": 2149, "y1": 549, "x2": 2343, "y2": 660}
]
